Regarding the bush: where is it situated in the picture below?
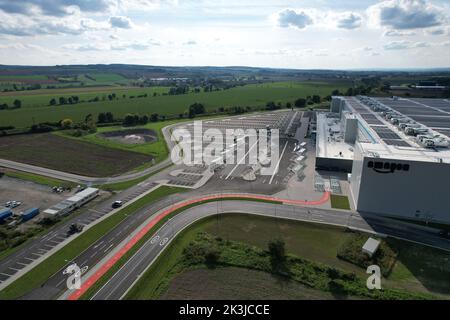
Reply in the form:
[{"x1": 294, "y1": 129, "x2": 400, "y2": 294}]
[{"x1": 337, "y1": 233, "x2": 398, "y2": 277}]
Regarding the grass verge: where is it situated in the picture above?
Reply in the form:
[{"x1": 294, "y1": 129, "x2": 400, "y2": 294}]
[
  {"x1": 3, "y1": 170, "x2": 77, "y2": 188},
  {"x1": 330, "y1": 194, "x2": 351, "y2": 210}
]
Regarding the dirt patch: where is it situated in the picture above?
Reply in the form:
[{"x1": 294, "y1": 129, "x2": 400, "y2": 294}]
[
  {"x1": 98, "y1": 128, "x2": 158, "y2": 145},
  {"x1": 161, "y1": 267, "x2": 342, "y2": 300},
  {"x1": 0, "y1": 133, "x2": 153, "y2": 177}
]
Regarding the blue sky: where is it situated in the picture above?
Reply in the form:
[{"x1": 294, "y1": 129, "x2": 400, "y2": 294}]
[{"x1": 0, "y1": 0, "x2": 449, "y2": 69}]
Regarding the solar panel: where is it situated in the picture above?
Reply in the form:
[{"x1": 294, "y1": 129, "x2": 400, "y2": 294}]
[
  {"x1": 371, "y1": 126, "x2": 402, "y2": 140},
  {"x1": 383, "y1": 139, "x2": 411, "y2": 147}
]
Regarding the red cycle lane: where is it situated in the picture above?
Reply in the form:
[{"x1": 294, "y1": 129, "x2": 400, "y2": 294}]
[{"x1": 67, "y1": 191, "x2": 330, "y2": 300}]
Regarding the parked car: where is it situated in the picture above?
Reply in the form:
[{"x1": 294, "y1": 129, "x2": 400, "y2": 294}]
[
  {"x1": 67, "y1": 223, "x2": 84, "y2": 236},
  {"x1": 112, "y1": 200, "x2": 123, "y2": 209}
]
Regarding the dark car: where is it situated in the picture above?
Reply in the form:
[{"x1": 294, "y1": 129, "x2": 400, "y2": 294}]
[{"x1": 112, "y1": 200, "x2": 123, "y2": 208}]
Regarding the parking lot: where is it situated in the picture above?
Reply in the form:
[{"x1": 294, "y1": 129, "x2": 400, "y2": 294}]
[
  {"x1": 164, "y1": 110, "x2": 317, "y2": 194},
  {"x1": 0, "y1": 175, "x2": 75, "y2": 227}
]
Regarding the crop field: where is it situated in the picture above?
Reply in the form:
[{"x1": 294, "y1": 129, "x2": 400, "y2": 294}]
[
  {"x1": 0, "y1": 86, "x2": 169, "y2": 108},
  {"x1": 161, "y1": 267, "x2": 340, "y2": 300},
  {"x1": 0, "y1": 72, "x2": 130, "y2": 89},
  {"x1": 0, "y1": 81, "x2": 350, "y2": 128},
  {"x1": 0, "y1": 133, "x2": 153, "y2": 177}
]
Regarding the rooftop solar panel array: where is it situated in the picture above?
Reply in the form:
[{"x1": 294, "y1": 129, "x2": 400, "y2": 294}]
[
  {"x1": 371, "y1": 126, "x2": 402, "y2": 140},
  {"x1": 383, "y1": 139, "x2": 411, "y2": 147},
  {"x1": 359, "y1": 113, "x2": 384, "y2": 125}
]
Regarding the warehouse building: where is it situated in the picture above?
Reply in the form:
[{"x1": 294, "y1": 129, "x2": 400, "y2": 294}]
[
  {"x1": 43, "y1": 187, "x2": 99, "y2": 216},
  {"x1": 317, "y1": 96, "x2": 450, "y2": 224}
]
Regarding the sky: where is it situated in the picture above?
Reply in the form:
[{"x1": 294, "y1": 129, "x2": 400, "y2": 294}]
[{"x1": 0, "y1": 0, "x2": 449, "y2": 69}]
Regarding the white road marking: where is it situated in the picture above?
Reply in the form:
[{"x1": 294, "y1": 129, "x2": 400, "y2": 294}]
[
  {"x1": 225, "y1": 138, "x2": 259, "y2": 180},
  {"x1": 269, "y1": 141, "x2": 289, "y2": 184}
]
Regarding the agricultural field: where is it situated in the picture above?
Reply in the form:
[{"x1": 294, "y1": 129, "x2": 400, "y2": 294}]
[
  {"x1": 161, "y1": 267, "x2": 342, "y2": 300},
  {"x1": 0, "y1": 81, "x2": 351, "y2": 128},
  {"x1": 127, "y1": 213, "x2": 450, "y2": 300},
  {"x1": 0, "y1": 72, "x2": 131, "y2": 91},
  {"x1": 0, "y1": 133, "x2": 153, "y2": 177}
]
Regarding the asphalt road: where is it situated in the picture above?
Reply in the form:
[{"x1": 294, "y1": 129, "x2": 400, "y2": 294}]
[
  {"x1": 91, "y1": 200, "x2": 450, "y2": 300},
  {"x1": 20, "y1": 188, "x2": 191, "y2": 300},
  {"x1": 0, "y1": 179, "x2": 163, "y2": 290}
]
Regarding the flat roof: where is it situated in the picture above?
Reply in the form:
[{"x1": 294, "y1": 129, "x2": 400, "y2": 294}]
[
  {"x1": 337, "y1": 96, "x2": 450, "y2": 164},
  {"x1": 362, "y1": 237, "x2": 380, "y2": 254},
  {"x1": 66, "y1": 187, "x2": 98, "y2": 203},
  {"x1": 316, "y1": 113, "x2": 354, "y2": 160}
]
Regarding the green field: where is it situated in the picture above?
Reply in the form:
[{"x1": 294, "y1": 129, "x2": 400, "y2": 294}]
[
  {"x1": 3, "y1": 170, "x2": 77, "y2": 188},
  {"x1": 0, "y1": 186, "x2": 185, "y2": 300},
  {"x1": 126, "y1": 213, "x2": 450, "y2": 299},
  {"x1": 0, "y1": 86, "x2": 168, "y2": 108},
  {"x1": 0, "y1": 72, "x2": 131, "y2": 90},
  {"x1": 0, "y1": 81, "x2": 350, "y2": 128}
]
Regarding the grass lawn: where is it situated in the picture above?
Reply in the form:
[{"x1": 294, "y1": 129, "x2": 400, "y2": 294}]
[
  {"x1": 3, "y1": 170, "x2": 78, "y2": 188},
  {"x1": 0, "y1": 186, "x2": 184, "y2": 300},
  {"x1": 330, "y1": 194, "x2": 351, "y2": 210},
  {"x1": 125, "y1": 213, "x2": 450, "y2": 300},
  {"x1": 0, "y1": 81, "x2": 351, "y2": 128}
]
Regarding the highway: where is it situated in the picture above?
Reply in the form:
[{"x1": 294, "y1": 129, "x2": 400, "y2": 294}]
[
  {"x1": 85, "y1": 200, "x2": 450, "y2": 300},
  {"x1": 19, "y1": 189, "x2": 193, "y2": 300},
  {"x1": 0, "y1": 178, "x2": 168, "y2": 291}
]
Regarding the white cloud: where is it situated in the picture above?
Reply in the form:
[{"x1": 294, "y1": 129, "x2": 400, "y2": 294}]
[
  {"x1": 275, "y1": 9, "x2": 313, "y2": 29},
  {"x1": 336, "y1": 12, "x2": 362, "y2": 30},
  {"x1": 384, "y1": 40, "x2": 431, "y2": 50},
  {"x1": 424, "y1": 27, "x2": 447, "y2": 35},
  {"x1": 384, "y1": 29, "x2": 417, "y2": 36},
  {"x1": 0, "y1": 0, "x2": 112, "y2": 17},
  {"x1": 109, "y1": 16, "x2": 132, "y2": 29},
  {"x1": 183, "y1": 40, "x2": 197, "y2": 45},
  {"x1": 368, "y1": 0, "x2": 445, "y2": 30}
]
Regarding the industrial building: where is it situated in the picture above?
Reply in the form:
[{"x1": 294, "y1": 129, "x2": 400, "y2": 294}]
[
  {"x1": 43, "y1": 187, "x2": 99, "y2": 216},
  {"x1": 317, "y1": 96, "x2": 450, "y2": 224}
]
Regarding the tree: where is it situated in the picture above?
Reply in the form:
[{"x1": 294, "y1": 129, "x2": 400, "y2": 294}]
[
  {"x1": 97, "y1": 113, "x2": 107, "y2": 124},
  {"x1": 49, "y1": 98, "x2": 57, "y2": 106},
  {"x1": 294, "y1": 98, "x2": 306, "y2": 108},
  {"x1": 60, "y1": 118, "x2": 73, "y2": 129},
  {"x1": 0, "y1": 103, "x2": 8, "y2": 110},
  {"x1": 105, "y1": 112, "x2": 114, "y2": 123},
  {"x1": 139, "y1": 114, "x2": 149, "y2": 125},
  {"x1": 265, "y1": 101, "x2": 277, "y2": 110},
  {"x1": 312, "y1": 95, "x2": 321, "y2": 104},
  {"x1": 13, "y1": 99, "x2": 21, "y2": 109},
  {"x1": 268, "y1": 239, "x2": 286, "y2": 263},
  {"x1": 286, "y1": 102, "x2": 292, "y2": 109},
  {"x1": 150, "y1": 113, "x2": 159, "y2": 122},
  {"x1": 59, "y1": 97, "x2": 67, "y2": 105},
  {"x1": 188, "y1": 102, "x2": 205, "y2": 118},
  {"x1": 123, "y1": 114, "x2": 137, "y2": 126}
]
